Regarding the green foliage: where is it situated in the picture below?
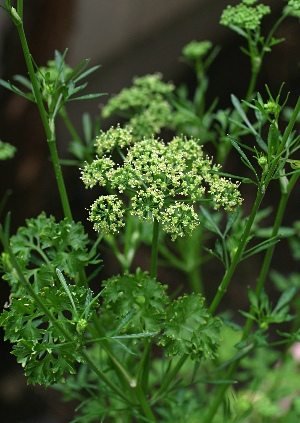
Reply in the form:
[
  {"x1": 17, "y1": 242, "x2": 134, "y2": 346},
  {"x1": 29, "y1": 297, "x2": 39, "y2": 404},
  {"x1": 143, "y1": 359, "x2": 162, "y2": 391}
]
[
  {"x1": 0, "y1": 213, "x2": 98, "y2": 294},
  {"x1": 230, "y1": 348, "x2": 300, "y2": 422},
  {"x1": 0, "y1": 289, "x2": 87, "y2": 386},
  {"x1": 159, "y1": 293, "x2": 222, "y2": 360},
  {"x1": 101, "y1": 270, "x2": 168, "y2": 333},
  {"x1": 1, "y1": 0, "x2": 300, "y2": 422}
]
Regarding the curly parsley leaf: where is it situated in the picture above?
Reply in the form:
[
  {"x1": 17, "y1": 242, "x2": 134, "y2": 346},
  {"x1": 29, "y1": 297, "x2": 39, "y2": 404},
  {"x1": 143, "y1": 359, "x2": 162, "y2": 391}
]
[
  {"x1": 158, "y1": 293, "x2": 222, "y2": 360},
  {"x1": 12, "y1": 339, "x2": 84, "y2": 386},
  {"x1": 0, "y1": 212, "x2": 100, "y2": 294},
  {"x1": 101, "y1": 270, "x2": 169, "y2": 333},
  {"x1": 0, "y1": 282, "x2": 98, "y2": 386}
]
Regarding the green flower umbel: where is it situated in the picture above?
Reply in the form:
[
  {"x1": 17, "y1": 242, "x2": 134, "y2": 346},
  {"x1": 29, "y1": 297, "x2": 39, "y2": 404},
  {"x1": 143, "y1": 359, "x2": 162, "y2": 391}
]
[
  {"x1": 82, "y1": 130, "x2": 243, "y2": 240},
  {"x1": 220, "y1": 0, "x2": 270, "y2": 31}
]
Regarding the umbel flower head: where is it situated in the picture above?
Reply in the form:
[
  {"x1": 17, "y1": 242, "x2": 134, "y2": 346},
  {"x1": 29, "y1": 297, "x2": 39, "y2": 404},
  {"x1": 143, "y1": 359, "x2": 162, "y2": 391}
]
[
  {"x1": 182, "y1": 40, "x2": 213, "y2": 61},
  {"x1": 82, "y1": 128, "x2": 243, "y2": 240},
  {"x1": 284, "y1": 0, "x2": 300, "y2": 17},
  {"x1": 220, "y1": 0, "x2": 270, "y2": 31},
  {"x1": 101, "y1": 74, "x2": 174, "y2": 140}
]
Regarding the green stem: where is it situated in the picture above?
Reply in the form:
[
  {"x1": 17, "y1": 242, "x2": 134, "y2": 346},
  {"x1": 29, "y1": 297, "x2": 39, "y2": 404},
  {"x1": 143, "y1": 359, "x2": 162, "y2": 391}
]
[
  {"x1": 277, "y1": 96, "x2": 300, "y2": 159},
  {"x1": 16, "y1": 0, "x2": 23, "y2": 18},
  {"x1": 136, "y1": 339, "x2": 151, "y2": 392},
  {"x1": 202, "y1": 175, "x2": 300, "y2": 423},
  {"x1": 92, "y1": 320, "x2": 156, "y2": 421},
  {"x1": 209, "y1": 88, "x2": 299, "y2": 316},
  {"x1": 9, "y1": 3, "x2": 72, "y2": 219},
  {"x1": 187, "y1": 264, "x2": 203, "y2": 294},
  {"x1": 203, "y1": 360, "x2": 239, "y2": 423},
  {"x1": 202, "y1": 97, "x2": 300, "y2": 422},
  {"x1": 181, "y1": 225, "x2": 204, "y2": 294},
  {"x1": 244, "y1": 35, "x2": 260, "y2": 104},
  {"x1": 257, "y1": 175, "x2": 299, "y2": 293},
  {"x1": 59, "y1": 106, "x2": 83, "y2": 144},
  {"x1": 133, "y1": 384, "x2": 157, "y2": 422},
  {"x1": 150, "y1": 355, "x2": 187, "y2": 405},
  {"x1": 150, "y1": 218, "x2": 160, "y2": 279},
  {"x1": 243, "y1": 171, "x2": 300, "y2": 336},
  {"x1": 91, "y1": 315, "x2": 157, "y2": 421},
  {"x1": 208, "y1": 187, "x2": 264, "y2": 315},
  {"x1": 90, "y1": 315, "x2": 136, "y2": 389}
]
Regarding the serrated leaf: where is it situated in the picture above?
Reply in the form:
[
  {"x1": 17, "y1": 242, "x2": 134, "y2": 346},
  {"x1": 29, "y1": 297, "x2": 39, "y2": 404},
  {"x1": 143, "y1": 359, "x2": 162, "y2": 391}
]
[
  {"x1": 101, "y1": 270, "x2": 168, "y2": 333},
  {"x1": 158, "y1": 293, "x2": 222, "y2": 361}
]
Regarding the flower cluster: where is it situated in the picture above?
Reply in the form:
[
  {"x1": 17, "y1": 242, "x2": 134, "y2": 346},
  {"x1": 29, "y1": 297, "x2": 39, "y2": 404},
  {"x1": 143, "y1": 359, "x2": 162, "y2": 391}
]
[
  {"x1": 263, "y1": 100, "x2": 279, "y2": 115},
  {"x1": 0, "y1": 140, "x2": 16, "y2": 160},
  {"x1": 220, "y1": 1, "x2": 270, "y2": 31},
  {"x1": 182, "y1": 40, "x2": 213, "y2": 61},
  {"x1": 287, "y1": 0, "x2": 300, "y2": 9},
  {"x1": 284, "y1": 0, "x2": 300, "y2": 17},
  {"x1": 101, "y1": 74, "x2": 174, "y2": 139},
  {"x1": 88, "y1": 195, "x2": 125, "y2": 234},
  {"x1": 95, "y1": 125, "x2": 133, "y2": 157},
  {"x1": 82, "y1": 128, "x2": 243, "y2": 240}
]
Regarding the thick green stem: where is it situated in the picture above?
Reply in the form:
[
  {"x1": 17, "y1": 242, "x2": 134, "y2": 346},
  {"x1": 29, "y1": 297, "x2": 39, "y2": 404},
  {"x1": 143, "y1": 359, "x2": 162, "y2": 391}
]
[
  {"x1": 134, "y1": 384, "x2": 157, "y2": 422},
  {"x1": 136, "y1": 340, "x2": 151, "y2": 392},
  {"x1": 9, "y1": 3, "x2": 72, "y2": 219},
  {"x1": 150, "y1": 218, "x2": 160, "y2": 279},
  {"x1": 181, "y1": 225, "x2": 204, "y2": 294}
]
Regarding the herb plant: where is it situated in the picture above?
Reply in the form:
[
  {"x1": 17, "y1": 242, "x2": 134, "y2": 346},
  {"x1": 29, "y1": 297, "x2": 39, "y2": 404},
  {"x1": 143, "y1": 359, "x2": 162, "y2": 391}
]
[{"x1": 1, "y1": 0, "x2": 300, "y2": 422}]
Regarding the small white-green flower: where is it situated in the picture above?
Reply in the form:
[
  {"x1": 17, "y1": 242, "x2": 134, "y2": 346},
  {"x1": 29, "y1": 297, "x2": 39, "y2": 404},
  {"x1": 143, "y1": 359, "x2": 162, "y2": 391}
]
[
  {"x1": 88, "y1": 195, "x2": 125, "y2": 234},
  {"x1": 84, "y1": 129, "x2": 243, "y2": 240},
  {"x1": 95, "y1": 125, "x2": 133, "y2": 157},
  {"x1": 102, "y1": 74, "x2": 175, "y2": 139},
  {"x1": 159, "y1": 203, "x2": 199, "y2": 241},
  {"x1": 81, "y1": 157, "x2": 114, "y2": 188},
  {"x1": 131, "y1": 187, "x2": 165, "y2": 222},
  {"x1": 208, "y1": 176, "x2": 243, "y2": 211}
]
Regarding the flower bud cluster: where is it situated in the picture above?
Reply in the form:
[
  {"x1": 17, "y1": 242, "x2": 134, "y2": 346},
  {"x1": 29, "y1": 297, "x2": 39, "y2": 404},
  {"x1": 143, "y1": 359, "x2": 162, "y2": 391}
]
[
  {"x1": 220, "y1": 1, "x2": 270, "y2": 31},
  {"x1": 285, "y1": 0, "x2": 300, "y2": 17},
  {"x1": 101, "y1": 74, "x2": 174, "y2": 140},
  {"x1": 82, "y1": 128, "x2": 243, "y2": 239},
  {"x1": 89, "y1": 195, "x2": 125, "y2": 234},
  {"x1": 182, "y1": 40, "x2": 213, "y2": 61}
]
